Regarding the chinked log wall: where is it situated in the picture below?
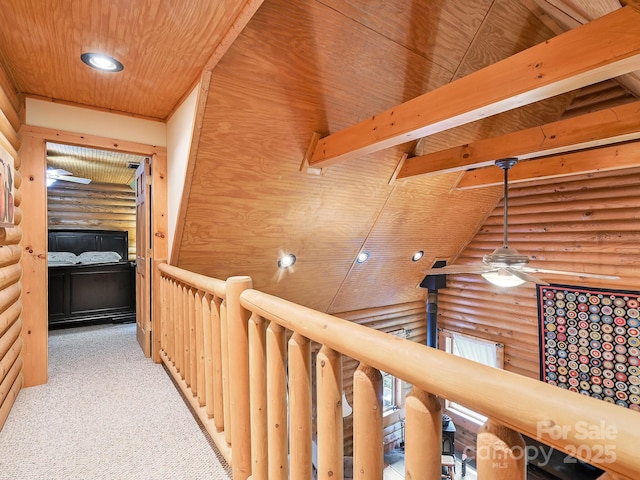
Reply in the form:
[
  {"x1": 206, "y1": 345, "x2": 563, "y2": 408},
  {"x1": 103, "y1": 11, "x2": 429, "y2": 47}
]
[
  {"x1": 438, "y1": 166, "x2": 640, "y2": 455},
  {"x1": 47, "y1": 182, "x2": 136, "y2": 260},
  {"x1": 0, "y1": 61, "x2": 23, "y2": 429}
]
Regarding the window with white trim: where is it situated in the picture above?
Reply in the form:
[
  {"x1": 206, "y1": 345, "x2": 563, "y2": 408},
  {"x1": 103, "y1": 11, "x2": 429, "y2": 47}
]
[
  {"x1": 381, "y1": 329, "x2": 409, "y2": 414},
  {"x1": 442, "y1": 330, "x2": 504, "y2": 424},
  {"x1": 381, "y1": 371, "x2": 397, "y2": 413}
]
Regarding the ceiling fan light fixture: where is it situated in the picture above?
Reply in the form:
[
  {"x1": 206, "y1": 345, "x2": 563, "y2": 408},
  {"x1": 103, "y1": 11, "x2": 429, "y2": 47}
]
[
  {"x1": 420, "y1": 158, "x2": 617, "y2": 285},
  {"x1": 481, "y1": 270, "x2": 526, "y2": 288},
  {"x1": 81, "y1": 52, "x2": 124, "y2": 72}
]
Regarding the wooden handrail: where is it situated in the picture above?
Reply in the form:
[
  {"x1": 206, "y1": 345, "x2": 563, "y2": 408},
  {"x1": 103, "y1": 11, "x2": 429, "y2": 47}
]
[
  {"x1": 158, "y1": 263, "x2": 640, "y2": 479},
  {"x1": 158, "y1": 263, "x2": 226, "y2": 298},
  {"x1": 239, "y1": 288, "x2": 640, "y2": 478}
]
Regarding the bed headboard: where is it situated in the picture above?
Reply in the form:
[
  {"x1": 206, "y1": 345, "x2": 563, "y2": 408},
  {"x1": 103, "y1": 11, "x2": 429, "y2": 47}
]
[{"x1": 48, "y1": 230, "x2": 129, "y2": 260}]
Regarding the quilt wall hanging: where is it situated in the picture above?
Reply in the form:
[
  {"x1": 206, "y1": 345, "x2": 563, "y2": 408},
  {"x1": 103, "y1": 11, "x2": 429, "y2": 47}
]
[{"x1": 537, "y1": 284, "x2": 640, "y2": 411}]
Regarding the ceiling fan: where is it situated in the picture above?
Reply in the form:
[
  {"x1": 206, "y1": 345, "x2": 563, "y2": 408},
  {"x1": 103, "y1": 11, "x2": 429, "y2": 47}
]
[
  {"x1": 421, "y1": 158, "x2": 620, "y2": 287},
  {"x1": 46, "y1": 168, "x2": 91, "y2": 185}
]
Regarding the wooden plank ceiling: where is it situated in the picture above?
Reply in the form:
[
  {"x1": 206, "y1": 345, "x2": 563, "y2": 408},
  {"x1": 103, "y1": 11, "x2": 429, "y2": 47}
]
[
  {"x1": 177, "y1": 0, "x2": 627, "y2": 313},
  {"x1": 0, "y1": 0, "x2": 253, "y2": 119},
  {"x1": 47, "y1": 143, "x2": 144, "y2": 185},
  {"x1": 0, "y1": 0, "x2": 638, "y2": 313}
]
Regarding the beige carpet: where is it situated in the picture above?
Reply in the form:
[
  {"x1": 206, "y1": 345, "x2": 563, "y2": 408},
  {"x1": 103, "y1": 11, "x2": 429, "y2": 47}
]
[{"x1": 0, "y1": 323, "x2": 231, "y2": 480}]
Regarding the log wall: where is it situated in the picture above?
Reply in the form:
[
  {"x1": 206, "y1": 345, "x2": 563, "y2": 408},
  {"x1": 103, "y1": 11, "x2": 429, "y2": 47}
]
[
  {"x1": 0, "y1": 61, "x2": 23, "y2": 430},
  {"x1": 47, "y1": 182, "x2": 136, "y2": 260},
  {"x1": 438, "y1": 166, "x2": 640, "y2": 455},
  {"x1": 334, "y1": 301, "x2": 426, "y2": 456}
]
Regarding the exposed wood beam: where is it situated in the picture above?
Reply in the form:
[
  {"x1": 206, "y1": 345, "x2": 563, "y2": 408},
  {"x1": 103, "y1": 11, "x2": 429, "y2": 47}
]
[
  {"x1": 308, "y1": 6, "x2": 640, "y2": 168},
  {"x1": 526, "y1": 0, "x2": 640, "y2": 98},
  {"x1": 396, "y1": 101, "x2": 640, "y2": 179},
  {"x1": 455, "y1": 141, "x2": 640, "y2": 189}
]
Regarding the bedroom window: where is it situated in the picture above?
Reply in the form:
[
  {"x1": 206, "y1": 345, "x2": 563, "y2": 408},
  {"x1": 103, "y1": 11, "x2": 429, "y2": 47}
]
[{"x1": 442, "y1": 330, "x2": 504, "y2": 425}]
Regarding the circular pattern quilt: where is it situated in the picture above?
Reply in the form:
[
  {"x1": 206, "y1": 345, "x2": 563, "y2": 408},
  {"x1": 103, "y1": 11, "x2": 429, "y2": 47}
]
[{"x1": 538, "y1": 284, "x2": 640, "y2": 411}]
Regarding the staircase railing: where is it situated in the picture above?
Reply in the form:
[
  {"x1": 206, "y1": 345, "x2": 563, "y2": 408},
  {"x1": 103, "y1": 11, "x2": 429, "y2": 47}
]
[{"x1": 158, "y1": 264, "x2": 640, "y2": 480}]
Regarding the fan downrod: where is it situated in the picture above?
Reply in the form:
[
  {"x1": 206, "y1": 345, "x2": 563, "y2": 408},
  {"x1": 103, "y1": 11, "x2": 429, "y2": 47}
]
[{"x1": 494, "y1": 157, "x2": 518, "y2": 250}]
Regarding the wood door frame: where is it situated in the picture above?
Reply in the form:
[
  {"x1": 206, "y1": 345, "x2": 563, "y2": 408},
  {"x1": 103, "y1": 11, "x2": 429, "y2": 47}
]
[{"x1": 19, "y1": 125, "x2": 167, "y2": 386}]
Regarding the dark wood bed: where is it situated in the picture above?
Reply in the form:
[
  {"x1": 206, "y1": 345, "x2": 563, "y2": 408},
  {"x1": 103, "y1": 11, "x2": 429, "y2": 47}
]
[{"x1": 48, "y1": 230, "x2": 136, "y2": 329}]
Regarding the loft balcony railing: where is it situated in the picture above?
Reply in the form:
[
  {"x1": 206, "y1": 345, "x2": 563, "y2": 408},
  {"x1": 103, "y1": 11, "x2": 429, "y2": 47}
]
[{"x1": 158, "y1": 263, "x2": 640, "y2": 480}]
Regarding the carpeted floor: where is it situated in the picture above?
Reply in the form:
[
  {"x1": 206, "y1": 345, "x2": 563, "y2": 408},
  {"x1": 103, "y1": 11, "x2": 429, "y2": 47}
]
[{"x1": 0, "y1": 323, "x2": 231, "y2": 480}]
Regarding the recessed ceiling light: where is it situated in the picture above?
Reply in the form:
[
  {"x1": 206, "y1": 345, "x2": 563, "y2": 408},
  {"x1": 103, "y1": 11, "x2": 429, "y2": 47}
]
[
  {"x1": 278, "y1": 254, "x2": 296, "y2": 268},
  {"x1": 412, "y1": 250, "x2": 424, "y2": 262},
  {"x1": 356, "y1": 251, "x2": 369, "y2": 264},
  {"x1": 81, "y1": 52, "x2": 124, "y2": 72}
]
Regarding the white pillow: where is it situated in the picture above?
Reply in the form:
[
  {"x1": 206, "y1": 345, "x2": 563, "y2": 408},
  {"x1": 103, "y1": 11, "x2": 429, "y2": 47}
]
[
  {"x1": 48, "y1": 252, "x2": 78, "y2": 265},
  {"x1": 77, "y1": 251, "x2": 122, "y2": 264}
]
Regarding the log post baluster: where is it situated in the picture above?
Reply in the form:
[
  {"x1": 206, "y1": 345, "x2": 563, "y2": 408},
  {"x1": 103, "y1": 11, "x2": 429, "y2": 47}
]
[
  {"x1": 405, "y1": 388, "x2": 441, "y2": 480},
  {"x1": 182, "y1": 283, "x2": 190, "y2": 380},
  {"x1": 167, "y1": 278, "x2": 174, "y2": 361},
  {"x1": 477, "y1": 419, "x2": 526, "y2": 480},
  {"x1": 188, "y1": 286, "x2": 196, "y2": 392},
  {"x1": 177, "y1": 282, "x2": 186, "y2": 377},
  {"x1": 173, "y1": 280, "x2": 181, "y2": 370},
  {"x1": 289, "y1": 333, "x2": 312, "y2": 480},
  {"x1": 202, "y1": 293, "x2": 214, "y2": 417},
  {"x1": 195, "y1": 290, "x2": 205, "y2": 406},
  {"x1": 267, "y1": 321, "x2": 288, "y2": 480},
  {"x1": 226, "y1": 276, "x2": 253, "y2": 480},
  {"x1": 249, "y1": 313, "x2": 268, "y2": 480},
  {"x1": 353, "y1": 364, "x2": 383, "y2": 479},
  {"x1": 317, "y1": 345, "x2": 343, "y2": 480},
  {"x1": 211, "y1": 296, "x2": 224, "y2": 428},
  {"x1": 221, "y1": 299, "x2": 232, "y2": 445},
  {"x1": 160, "y1": 275, "x2": 167, "y2": 353}
]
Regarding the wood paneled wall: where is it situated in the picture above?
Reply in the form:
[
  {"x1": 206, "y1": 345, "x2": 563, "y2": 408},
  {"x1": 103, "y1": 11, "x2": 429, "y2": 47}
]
[
  {"x1": 437, "y1": 166, "x2": 640, "y2": 455},
  {"x1": 0, "y1": 62, "x2": 23, "y2": 430},
  {"x1": 47, "y1": 182, "x2": 136, "y2": 260}
]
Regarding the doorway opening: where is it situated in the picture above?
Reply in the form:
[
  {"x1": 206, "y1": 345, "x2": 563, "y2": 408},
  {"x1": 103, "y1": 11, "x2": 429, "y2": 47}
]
[{"x1": 45, "y1": 142, "x2": 148, "y2": 345}]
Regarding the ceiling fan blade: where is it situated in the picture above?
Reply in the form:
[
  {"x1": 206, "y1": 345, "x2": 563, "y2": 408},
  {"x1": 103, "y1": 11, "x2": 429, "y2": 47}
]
[
  {"x1": 523, "y1": 267, "x2": 620, "y2": 280},
  {"x1": 47, "y1": 168, "x2": 70, "y2": 175},
  {"x1": 422, "y1": 264, "x2": 494, "y2": 275},
  {"x1": 47, "y1": 168, "x2": 73, "y2": 176},
  {"x1": 55, "y1": 175, "x2": 91, "y2": 184},
  {"x1": 505, "y1": 267, "x2": 549, "y2": 286}
]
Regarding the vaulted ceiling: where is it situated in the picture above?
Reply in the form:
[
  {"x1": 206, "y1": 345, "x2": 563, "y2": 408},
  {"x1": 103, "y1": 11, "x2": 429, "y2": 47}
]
[{"x1": 0, "y1": 0, "x2": 638, "y2": 313}]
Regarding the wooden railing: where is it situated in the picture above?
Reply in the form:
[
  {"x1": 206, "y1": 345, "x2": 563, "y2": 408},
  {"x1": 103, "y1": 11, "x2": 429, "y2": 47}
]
[{"x1": 159, "y1": 264, "x2": 640, "y2": 480}]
